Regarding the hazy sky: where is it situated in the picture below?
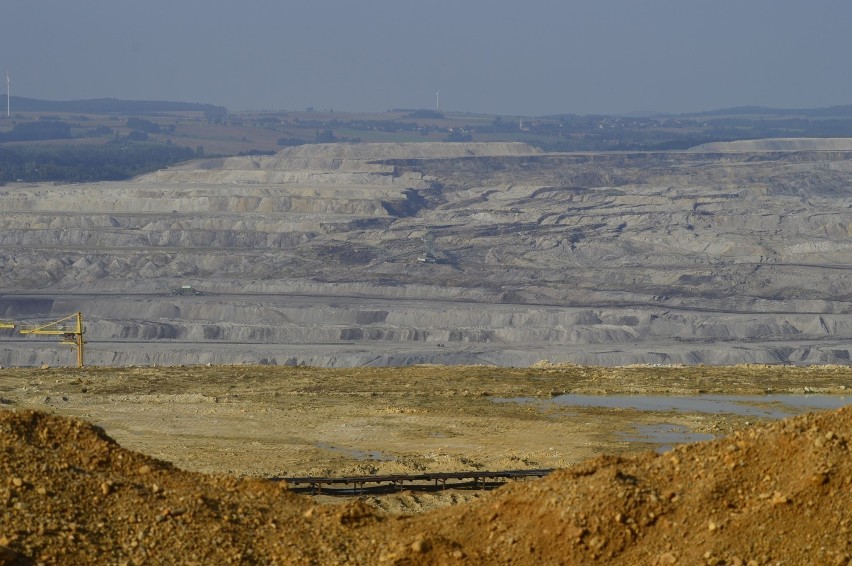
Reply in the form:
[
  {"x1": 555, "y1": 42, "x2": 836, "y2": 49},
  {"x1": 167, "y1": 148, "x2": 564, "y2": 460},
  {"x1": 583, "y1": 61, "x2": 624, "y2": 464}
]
[{"x1": 4, "y1": 0, "x2": 851, "y2": 116}]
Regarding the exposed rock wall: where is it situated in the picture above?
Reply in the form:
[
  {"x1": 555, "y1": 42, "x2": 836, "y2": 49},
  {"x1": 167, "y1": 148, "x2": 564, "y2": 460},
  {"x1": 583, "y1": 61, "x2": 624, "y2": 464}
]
[{"x1": 1, "y1": 142, "x2": 852, "y2": 366}]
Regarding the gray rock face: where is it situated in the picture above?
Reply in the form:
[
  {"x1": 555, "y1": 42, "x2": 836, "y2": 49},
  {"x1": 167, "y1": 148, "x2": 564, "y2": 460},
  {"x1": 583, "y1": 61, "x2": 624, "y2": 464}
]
[{"x1": 1, "y1": 142, "x2": 851, "y2": 367}]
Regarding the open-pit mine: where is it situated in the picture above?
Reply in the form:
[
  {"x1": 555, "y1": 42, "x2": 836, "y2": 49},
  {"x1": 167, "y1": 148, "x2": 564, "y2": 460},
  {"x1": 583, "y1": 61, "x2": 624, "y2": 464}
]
[
  {"x1": 1, "y1": 140, "x2": 852, "y2": 367},
  {"x1": 2, "y1": 140, "x2": 852, "y2": 563}
]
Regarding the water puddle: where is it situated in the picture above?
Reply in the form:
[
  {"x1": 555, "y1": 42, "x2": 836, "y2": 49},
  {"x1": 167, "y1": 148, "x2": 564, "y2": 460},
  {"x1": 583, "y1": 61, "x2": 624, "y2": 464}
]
[
  {"x1": 495, "y1": 393, "x2": 850, "y2": 452},
  {"x1": 618, "y1": 424, "x2": 715, "y2": 453},
  {"x1": 316, "y1": 442, "x2": 395, "y2": 461},
  {"x1": 496, "y1": 393, "x2": 851, "y2": 419},
  {"x1": 555, "y1": 393, "x2": 851, "y2": 418}
]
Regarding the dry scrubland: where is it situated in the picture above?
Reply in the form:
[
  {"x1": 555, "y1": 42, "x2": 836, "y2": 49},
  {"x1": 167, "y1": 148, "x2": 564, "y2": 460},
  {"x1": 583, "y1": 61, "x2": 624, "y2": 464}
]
[
  {"x1": 0, "y1": 363, "x2": 851, "y2": 564},
  {"x1": 2, "y1": 141, "x2": 852, "y2": 367}
]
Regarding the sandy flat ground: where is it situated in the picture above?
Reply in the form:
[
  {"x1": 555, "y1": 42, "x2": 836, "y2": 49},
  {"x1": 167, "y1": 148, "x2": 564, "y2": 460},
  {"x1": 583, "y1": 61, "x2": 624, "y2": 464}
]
[{"x1": 2, "y1": 364, "x2": 849, "y2": 483}]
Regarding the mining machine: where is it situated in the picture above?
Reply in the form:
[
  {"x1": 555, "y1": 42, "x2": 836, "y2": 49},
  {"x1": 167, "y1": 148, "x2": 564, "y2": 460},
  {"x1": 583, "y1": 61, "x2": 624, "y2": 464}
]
[{"x1": 19, "y1": 312, "x2": 86, "y2": 368}]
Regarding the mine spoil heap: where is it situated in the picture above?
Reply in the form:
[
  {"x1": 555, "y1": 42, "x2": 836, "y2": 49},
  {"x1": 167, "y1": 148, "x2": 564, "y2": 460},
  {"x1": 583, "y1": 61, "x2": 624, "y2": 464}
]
[{"x1": 0, "y1": 407, "x2": 849, "y2": 565}]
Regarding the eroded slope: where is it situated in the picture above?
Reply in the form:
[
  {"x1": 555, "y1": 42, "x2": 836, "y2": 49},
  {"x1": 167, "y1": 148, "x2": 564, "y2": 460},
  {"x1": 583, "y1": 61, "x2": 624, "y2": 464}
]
[{"x1": 1, "y1": 143, "x2": 852, "y2": 366}]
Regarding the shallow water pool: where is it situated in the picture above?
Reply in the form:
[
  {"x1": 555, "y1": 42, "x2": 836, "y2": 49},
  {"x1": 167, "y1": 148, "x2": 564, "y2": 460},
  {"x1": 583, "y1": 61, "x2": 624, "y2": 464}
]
[
  {"x1": 494, "y1": 393, "x2": 850, "y2": 451},
  {"x1": 496, "y1": 393, "x2": 850, "y2": 419}
]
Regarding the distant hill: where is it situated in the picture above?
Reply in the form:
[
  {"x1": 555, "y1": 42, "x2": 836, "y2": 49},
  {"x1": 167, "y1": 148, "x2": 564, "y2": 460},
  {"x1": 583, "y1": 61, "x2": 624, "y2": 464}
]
[
  {"x1": 3, "y1": 96, "x2": 852, "y2": 156},
  {"x1": 3, "y1": 96, "x2": 227, "y2": 119},
  {"x1": 690, "y1": 105, "x2": 852, "y2": 118}
]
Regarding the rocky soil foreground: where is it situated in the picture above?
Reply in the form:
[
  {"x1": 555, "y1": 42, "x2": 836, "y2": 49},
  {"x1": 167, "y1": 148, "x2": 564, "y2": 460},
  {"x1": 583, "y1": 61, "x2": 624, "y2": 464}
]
[
  {"x1": 3, "y1": 141, "x2": 852, "y2": 366},
  {"x1": 1, "y1": 406, "x2": 850, "y2": 565}
]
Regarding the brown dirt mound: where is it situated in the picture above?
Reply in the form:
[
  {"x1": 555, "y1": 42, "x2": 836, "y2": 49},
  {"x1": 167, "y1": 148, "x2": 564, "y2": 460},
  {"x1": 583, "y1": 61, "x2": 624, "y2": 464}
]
[{"x1": 1, "y1": 407, "x2": 850, "y2": 565}]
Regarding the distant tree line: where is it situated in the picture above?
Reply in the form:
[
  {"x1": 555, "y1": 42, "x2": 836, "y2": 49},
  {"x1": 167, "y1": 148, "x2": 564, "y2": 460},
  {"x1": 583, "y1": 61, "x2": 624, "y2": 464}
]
[
  {"x1": 277, "y1": 129, "x2": 361, "y2": 147},
  {"x1": 126, "y1": 117, "x2": 161, "y2": 133},
  {"x1": 0, "y1": 121, "x2": 73, "y2": 142},
  {"x1": 6, "y1": 96, "x2": 227, "y2": 121},
  {"x1": 404, "y1": 109, "x2": 445, "y2": 119},
  {"x1": 0, "y1": 143, "x2": 195, "y2": 184},
  {"x1": 276, "y1": 136, "x2": 307, "y2": 147}
]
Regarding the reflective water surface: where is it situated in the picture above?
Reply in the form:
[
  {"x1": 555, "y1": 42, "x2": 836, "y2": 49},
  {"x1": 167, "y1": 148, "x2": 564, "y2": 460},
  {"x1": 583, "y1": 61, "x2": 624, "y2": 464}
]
[
  {"x1": 497, "y1": 393, "x2": 850, "y2": 419},
  {"x1": 558, "y1": 393, "x2": 850, "y2": 418},
  {"x1": 495, "y1": 394, "x2": 850, "y2": 451},
  {"x1": 618, "y1": 424, "x2": 715, "y2": 453}
]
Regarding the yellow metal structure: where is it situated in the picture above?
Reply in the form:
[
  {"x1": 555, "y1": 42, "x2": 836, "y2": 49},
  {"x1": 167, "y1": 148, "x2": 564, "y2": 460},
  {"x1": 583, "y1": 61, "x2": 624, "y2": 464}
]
[
  {"x1": 0, "y1": 321, "x2": 14, "y2": 329},
  {"x1": 19, "y1": 312, "x2": 86, "y2": 368}
]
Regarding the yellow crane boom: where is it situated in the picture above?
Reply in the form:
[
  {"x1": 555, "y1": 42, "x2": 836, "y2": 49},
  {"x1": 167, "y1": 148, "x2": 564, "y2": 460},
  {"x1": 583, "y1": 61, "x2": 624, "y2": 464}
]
[
  {"x1": 19, "y1": 312, "x2": 86, "y2": 368},
  {"x1": 0, "y1": 321, "x2": 14, "y2": 329}
]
